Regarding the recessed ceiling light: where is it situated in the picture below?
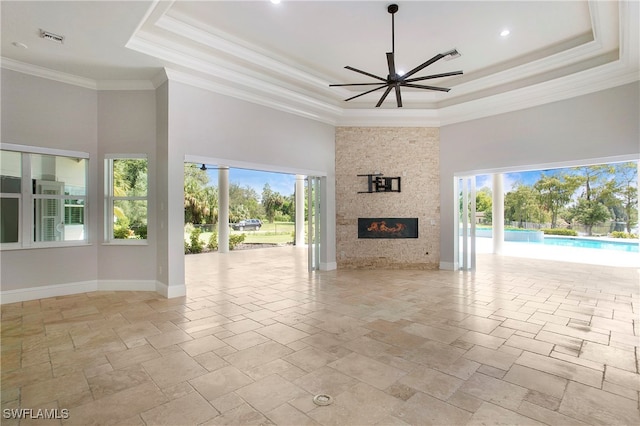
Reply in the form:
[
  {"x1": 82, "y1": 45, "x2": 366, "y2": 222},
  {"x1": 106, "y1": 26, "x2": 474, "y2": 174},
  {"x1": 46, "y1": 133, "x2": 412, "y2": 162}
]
[
  {"x1": 500, "y1": 29, "x2": 511, "y2": 37},
  {"x1": 270, "y1": 0, "x2": 281, "y2": 4},
  {"x1": 12, "y1": 41, "x2": 28, "y2": 49}
]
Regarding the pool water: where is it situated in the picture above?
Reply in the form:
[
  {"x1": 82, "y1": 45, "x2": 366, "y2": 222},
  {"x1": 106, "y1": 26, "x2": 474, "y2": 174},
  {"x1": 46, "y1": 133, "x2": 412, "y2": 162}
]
[{"x1": 538, "y1": 237, "x2": 639, "y2": 253}]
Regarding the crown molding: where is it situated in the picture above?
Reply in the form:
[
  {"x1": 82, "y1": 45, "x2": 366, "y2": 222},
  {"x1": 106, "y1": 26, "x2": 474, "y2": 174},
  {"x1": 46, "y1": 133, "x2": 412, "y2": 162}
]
[
  {"x1": 1, "y1": 57, "x2": 97, "y2": 89},
  {"x1": 96, "y1": 80, "x2": 156, "y2": 90},
  {"x1": 164, "y1": 68, "x2": 339, "y2": 125},
  {"x1": 1, "y1": 57, "x2": 157, "y2": 91}
]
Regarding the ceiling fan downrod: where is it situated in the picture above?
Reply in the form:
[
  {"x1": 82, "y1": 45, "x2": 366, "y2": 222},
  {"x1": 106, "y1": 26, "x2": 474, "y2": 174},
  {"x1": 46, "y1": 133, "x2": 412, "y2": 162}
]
[{"x1": 389, "y1": 3, "x2": 398, "y2": 55}]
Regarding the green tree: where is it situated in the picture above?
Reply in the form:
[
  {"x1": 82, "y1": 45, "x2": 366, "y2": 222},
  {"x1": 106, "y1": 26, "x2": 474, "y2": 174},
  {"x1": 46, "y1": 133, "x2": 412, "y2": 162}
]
[
  {"x1": 570, "y1": 165, "x2": 616, "y2": 235},
  {"x1": 113, "y1": 159, "x2": 148, "y2": 237},
  {"x1": 475, "y1": 187, "x2": 493, "y2": 224},
  {"x1": 569, "y1": 198, "x2": 610, "y2": 235},
  {"x1": 613, "y1": 162, "x2": 638, "y2": 233},
  {"x1": 262, "y1": 183, "x2": 285, "y2": 223},
  {"x1": 229, "y1": 183, "x2": 261, "y2": 219},
  {"x1": 505, "y1": 184, "x2": 545, "y2": 227},
  {"x1": 534, "y1": 173, "x2": 582, "y2": 228},
  {"x1": 184, "y1": 164, "x2": 215, "y2": 224}
]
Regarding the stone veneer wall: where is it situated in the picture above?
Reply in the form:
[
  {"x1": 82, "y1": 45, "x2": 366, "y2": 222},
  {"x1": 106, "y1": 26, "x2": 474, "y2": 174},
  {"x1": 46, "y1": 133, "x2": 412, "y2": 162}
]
[{"x1": 336, "y1": 127, "x2": 440, "y2": 269}]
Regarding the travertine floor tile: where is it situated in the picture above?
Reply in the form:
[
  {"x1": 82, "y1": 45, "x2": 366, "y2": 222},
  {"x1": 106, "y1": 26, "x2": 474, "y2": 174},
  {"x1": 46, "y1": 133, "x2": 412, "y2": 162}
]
[
  {"x1": 398, "y1": 366, "x2": 463, "y2": 400},
  {"x1": 236, "y1": 374, "x2": 308, "y2": 413},
  {"x1": 141, "y1": 351, "x2": 207, "y2": 388},
  {"x1": 459, "y1": 372, "x2": 529, "y2": 410},
  {"x1": 189, "y1": 366, "x2": 254, "y2": 400},
  {"x1": 559, "y1": 381, "x2": 640, "y2": 425},
  {"x1": 503, "y1": 364, "x2": 568, "y2": 399},
  {"x1": 140, "y1": 391, "x2": 218, "y2": 425},
  {"x1": 308, "y1": 382, "x2": 402, "y2": 425},
  {"x1": 328, "y1": 352, "x2": 406, "y2": 390},
  {"x1": 2, "y1": 248, "x2": 639, "y2": 426},
  {"x1": 394, "y1": 391, "x2": 472, "y2": 425},
  {"x1": 467, "y1": 402, "x2": 545, "y2": 425}
]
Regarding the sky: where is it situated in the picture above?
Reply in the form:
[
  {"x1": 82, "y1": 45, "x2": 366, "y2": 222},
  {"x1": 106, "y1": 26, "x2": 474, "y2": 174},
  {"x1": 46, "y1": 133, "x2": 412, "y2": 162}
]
[
  {"x1": 476, "y1": 170, "x2": 542, "y2": 193},
  {"x1": 476, "y1": 160, "x2": 638, "y2": 193},
  {"x1": 204, "y1": 161, "x2": 636, "y2": 198},
  {"x1": 207, "y1": 168, "x2": 296, "y2": 198}
]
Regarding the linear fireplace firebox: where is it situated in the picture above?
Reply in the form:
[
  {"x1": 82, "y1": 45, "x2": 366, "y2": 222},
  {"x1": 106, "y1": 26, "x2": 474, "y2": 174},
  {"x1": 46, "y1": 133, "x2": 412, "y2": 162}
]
[{"x1": 358, "y1": 218, "x2": 418, "y2": 239}]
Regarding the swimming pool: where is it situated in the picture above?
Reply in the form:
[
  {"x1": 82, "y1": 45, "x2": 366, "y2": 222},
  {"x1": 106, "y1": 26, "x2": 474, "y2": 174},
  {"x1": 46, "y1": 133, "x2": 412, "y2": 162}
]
[{"x1": 539, "y1": 236, "x2": 639, "y2": 253}]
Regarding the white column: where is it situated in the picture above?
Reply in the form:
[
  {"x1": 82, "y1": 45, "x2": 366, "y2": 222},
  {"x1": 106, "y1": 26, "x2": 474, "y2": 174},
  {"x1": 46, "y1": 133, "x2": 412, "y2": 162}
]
[
  {"x1": 295, "y1": 174, "x2": 305, "y2": 247},
  {"x1": 218, "y1": 167, "x2": 230, "y2": 253},
  {"x1": 492, "y1": 173, "x2": 505, "y2": 255}
]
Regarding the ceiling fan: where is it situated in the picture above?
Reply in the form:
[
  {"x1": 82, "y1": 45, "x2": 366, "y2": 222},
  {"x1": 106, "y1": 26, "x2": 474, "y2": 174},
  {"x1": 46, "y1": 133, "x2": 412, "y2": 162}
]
[{"x1": 330, "y1": 4, "x2": 463, "y2": 108}]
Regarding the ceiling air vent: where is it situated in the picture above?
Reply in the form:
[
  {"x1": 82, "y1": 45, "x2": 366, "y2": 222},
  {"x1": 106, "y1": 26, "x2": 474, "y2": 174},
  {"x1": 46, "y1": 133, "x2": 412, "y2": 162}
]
[{"x1": 40, "y1": 30, "x2": 64, "y2": 44}]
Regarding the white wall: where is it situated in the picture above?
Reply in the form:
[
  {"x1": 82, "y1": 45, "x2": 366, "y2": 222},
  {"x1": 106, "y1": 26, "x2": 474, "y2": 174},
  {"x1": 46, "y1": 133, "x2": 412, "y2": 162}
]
[
  {"x1": 163, "y1": 81, "x2": 337, "y2": 292},
  {"x1": 1, "y1": 70, "x2": 98, "y2": 291},
  {"x1": 97, "y1": 90, "x2": 157, "y2": 282},
  {"x1": 439, "y1": 82, "x2": 640, "y2": 269}
]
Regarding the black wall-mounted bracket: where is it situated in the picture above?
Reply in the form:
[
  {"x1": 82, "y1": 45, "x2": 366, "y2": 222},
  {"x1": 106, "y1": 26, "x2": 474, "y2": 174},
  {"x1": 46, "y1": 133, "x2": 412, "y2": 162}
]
[{"x1": 357, "y1": 173, "x2": 401, "y2": 193}]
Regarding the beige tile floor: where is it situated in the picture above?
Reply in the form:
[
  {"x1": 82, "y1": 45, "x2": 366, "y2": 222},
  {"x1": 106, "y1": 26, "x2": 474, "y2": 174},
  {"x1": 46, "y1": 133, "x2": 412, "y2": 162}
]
[{"x1": 2, "y1": 247, "x2": 639, "y2": 425}]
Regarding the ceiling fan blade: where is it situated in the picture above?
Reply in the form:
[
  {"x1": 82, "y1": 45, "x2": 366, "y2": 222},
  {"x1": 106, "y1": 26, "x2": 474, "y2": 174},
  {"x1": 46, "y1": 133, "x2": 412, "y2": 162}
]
[
  {"x1": 386, "y1": 52, "x2": 396, "y2": 77},
  {"x1": 376, "y1": 86, "x2": 394, "y2": 107},
  {"x1": 344, "y1": 66, "x2": 387, "y2": 82},
  {"x1": 344, "y1": 84, "x2": 388, "y2": 102},
  {"x1": 401, "y1": 53, "x2": 445, "y2": 79},
  {"x1": 330, "y1": 82, "x2": 394, "y2": 87},
  {"x1": 404, "y1": 70, "x2": 463, "y2": 83},
  {"x1": 402, "y1": 83, "x2": 451, "y2": 92},
  {"x1": 395, "y1": 85, "x2": 402, "y2": 107}
]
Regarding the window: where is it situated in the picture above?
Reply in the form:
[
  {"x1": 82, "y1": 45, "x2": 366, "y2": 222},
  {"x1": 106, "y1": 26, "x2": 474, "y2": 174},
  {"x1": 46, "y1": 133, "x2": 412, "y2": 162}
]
[
  {"x1": 105, "y1": 155, "x2": 148, "y2": 242},
  {"x1": 0, "y1": 145, "x2": 89, "y2": 249}
]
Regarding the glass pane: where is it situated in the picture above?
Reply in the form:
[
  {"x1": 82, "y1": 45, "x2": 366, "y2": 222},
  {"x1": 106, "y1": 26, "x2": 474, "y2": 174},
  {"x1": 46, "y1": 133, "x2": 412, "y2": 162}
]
[
  {"x1": 34, "y1": 197, "x2": 64, "y2": 241},
  {"x1": 113, "y1": 200, "x2": 147, "y2": 239},
  {"x1": 0, "y1": 197, "x2": 19, "y2": 243},
  {"x1": 113, "y1": 159, "x2": 147, "y2": 197},
  {"x1": 1, "y1": 150, "x2": 22, "y2": 193},
  {"x1": 33, "y1": 198, "x2": 86, "y2": 242},
  {"x1": 31, "y1": 154, "x2": 87, "y2": 196},
  {"x1": 65, "y1": 199, "x2": 85, "y2": 225}
]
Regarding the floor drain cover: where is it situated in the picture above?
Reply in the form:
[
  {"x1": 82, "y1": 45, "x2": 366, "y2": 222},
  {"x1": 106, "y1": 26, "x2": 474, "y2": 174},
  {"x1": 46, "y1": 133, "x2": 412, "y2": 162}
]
[{"x1": 313, "y1": 394, "x2": 333, "y2": 406}]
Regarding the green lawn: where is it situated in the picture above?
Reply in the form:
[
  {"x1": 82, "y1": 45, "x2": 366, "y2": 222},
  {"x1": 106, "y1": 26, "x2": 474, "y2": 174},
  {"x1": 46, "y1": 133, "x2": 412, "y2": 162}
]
[{"x1": 190, "y1": 221, "x2": 297, "y2": 245}]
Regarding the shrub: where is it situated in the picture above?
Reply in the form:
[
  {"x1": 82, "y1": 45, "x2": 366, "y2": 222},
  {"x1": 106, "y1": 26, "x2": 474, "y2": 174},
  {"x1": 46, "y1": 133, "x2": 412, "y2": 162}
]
[
  {"x1": 229, "y1": 233, "x2": 246, "y2": 250},
  {"x1": 189, "y1": 228, "x2": 205, "y2": 254},
  {"x1": 208, "y1": 230, "x2": 219, "y2": 250},
  {"x1": 611, "y1": 231, "x2": 638, "y2": 239},
  {"x1": 135, "y1": 225, "x2": 148, "y2": 239},
  {"x1": 113, "y1": 225, "x2": 131, "y2": 239},
  {"x1": 184, "y1": 222, "x2": 195, "y2": 235},
  {"x1": 541, "y1": 228, "x2": 578, "y2": 236},
  {"x1": 184, "y1": 239, "x2": 191, "y2": 254}
]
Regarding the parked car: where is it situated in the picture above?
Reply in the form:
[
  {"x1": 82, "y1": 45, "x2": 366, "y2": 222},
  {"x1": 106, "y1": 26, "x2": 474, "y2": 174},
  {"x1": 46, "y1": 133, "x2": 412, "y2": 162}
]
[{"x1": 231, "y1": 219, "x2": 262, "y2": 231}]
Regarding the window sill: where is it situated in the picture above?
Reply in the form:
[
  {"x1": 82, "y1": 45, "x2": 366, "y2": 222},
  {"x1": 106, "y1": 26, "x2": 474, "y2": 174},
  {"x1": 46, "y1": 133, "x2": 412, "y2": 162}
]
[
  {"x1": 102, "y1": 240, "x2": 149, "y2": 246},
  {"x1": 0, "y1": 242, "x2": 91, "y2": 251}
]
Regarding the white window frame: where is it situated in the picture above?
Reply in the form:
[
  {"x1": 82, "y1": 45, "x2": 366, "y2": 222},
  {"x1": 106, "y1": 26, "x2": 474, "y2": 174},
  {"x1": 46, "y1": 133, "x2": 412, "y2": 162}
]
[
  {"x1": 104, "y1": 154, "x2": 148, "y2": 245},
  {"x1": 0, "y1": 143, "x2": 90, "y2": 250}
]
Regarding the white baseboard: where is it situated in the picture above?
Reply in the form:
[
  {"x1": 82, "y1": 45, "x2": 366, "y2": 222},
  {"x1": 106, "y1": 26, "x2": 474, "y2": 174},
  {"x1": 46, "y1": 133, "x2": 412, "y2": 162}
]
[
  {"x1": 320, "y1": 261, "x2": 337, "y2": 271},
  {"x1": 439, "y1": 261, "x2": 457, "y2": 271},
  {"x1": 155, "y1": 281, "x2": 187, "y2": 298},
  {"x1": 0, "y1": 280, "x2": 184, "y2": 304},
  {"x1": 0, "y1": 280, "x2": 97, "y2": 304},
  {"x1": 98, "y1": 280, "x2": 158, "y2": 292}
]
